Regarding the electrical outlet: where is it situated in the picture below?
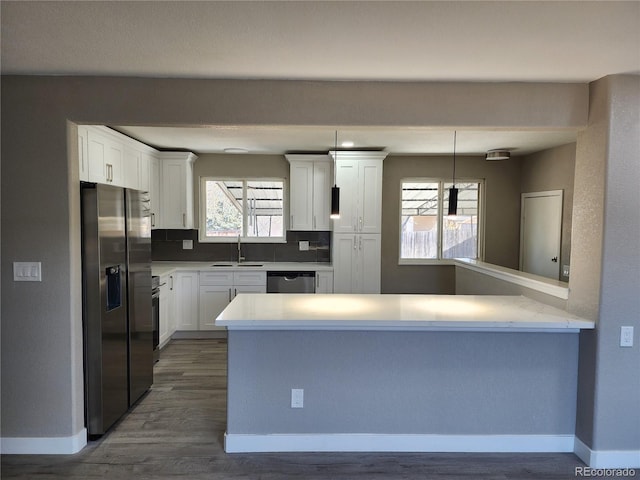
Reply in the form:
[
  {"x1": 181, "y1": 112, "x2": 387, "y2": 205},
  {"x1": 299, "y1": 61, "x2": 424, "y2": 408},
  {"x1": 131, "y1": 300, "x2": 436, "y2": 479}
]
[
  {"x1": 291, "y1": 388, "x2": 304, "y2": 408},
  {"x1": 620, "y1": 326, "x2": 634, "y2": 347},
  {"x1": 562, "y1": 265, "x2": 570, "y2": 277},
  {"x1": 183, "y1": 239, "x2": 193, "y2": 250},
  {"x1": 299, "y1": 241, "x2": 309, "y2": 251}
]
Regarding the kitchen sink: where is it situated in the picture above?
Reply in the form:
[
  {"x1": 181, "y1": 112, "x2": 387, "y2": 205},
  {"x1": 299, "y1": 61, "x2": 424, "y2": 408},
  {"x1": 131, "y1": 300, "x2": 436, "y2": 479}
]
[{"x1": 211, "y1": 263, "x2": 234, "y2": 267}]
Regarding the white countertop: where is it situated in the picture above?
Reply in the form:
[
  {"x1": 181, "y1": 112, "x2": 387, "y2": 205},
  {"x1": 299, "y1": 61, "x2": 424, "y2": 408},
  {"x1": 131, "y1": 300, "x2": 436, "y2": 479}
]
[
  {"x1": 216, "y1": 294, "x2": 594, "y2": 332},
  {"x1": 152, "y1": 261, "x2": 333, "y2": 277}
]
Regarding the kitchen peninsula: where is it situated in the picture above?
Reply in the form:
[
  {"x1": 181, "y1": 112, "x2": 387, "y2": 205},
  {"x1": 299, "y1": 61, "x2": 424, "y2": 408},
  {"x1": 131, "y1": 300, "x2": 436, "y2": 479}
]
[{"x1": 217, "y1": 293, "x2": 594, "y2": 454}]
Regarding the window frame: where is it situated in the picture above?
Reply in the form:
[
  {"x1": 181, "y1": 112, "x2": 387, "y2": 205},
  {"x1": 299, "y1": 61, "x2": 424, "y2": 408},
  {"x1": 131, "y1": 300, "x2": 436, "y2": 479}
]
[
  {"x1": 198, "y1": 176, "x2": 287, "y2": 243},
  {"x1": 398, "y1": 177, "x2": 485, "y2": 265}
]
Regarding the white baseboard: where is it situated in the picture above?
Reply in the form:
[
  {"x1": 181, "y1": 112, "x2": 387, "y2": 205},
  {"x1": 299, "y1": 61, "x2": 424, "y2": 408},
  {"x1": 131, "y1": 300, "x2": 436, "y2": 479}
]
[
  {"x1": 574, "y1": 437, "x2": 640, "y2": 468},
  {"x1": 224, "y1": 433, "x2": 575, "y2": 454},
  {"x1": 1, "y1": 428, "x2": 87, "y2": 454}
]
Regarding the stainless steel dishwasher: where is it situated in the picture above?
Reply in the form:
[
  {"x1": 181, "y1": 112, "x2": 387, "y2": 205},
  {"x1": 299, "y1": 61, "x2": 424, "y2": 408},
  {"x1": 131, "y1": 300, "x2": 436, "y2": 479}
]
[{"x1": 266, "y1": 271, "x2": 316, "y2": 293}]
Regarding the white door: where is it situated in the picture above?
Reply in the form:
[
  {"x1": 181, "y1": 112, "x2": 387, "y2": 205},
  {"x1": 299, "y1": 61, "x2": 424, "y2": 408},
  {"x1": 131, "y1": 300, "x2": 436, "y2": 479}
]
[
  {"x1": 520, "y1": 191, "x2": 563, "y2": 279},
  {"x1": 358, "y1": 234, "x2": 382, "y2": 293},
  {"x1": 289, "y1": 161, "x2": 314, "y2": 230},
  {"x1": 358, "y1": 161, "x2": 383, "y2": 234},
  {"x1": 199, "y1": 285, "x2": 231, "y2": 331},
  {"x1": 333, "y1": 160, "x2": 359, "y2": 233},
  {"x1": 313, "y1": 161, "x2": 332, "y2": 231},
  {"x1": 175, "y1": 272, "x2": 199, "y2": 331},
  {"x1": 332, "y1": 234, "x2": 357, "y2": 293}
]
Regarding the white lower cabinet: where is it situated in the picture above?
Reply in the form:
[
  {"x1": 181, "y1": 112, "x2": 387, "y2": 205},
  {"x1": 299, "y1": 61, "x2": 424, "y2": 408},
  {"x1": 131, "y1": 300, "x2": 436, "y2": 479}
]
[
  {"x1": 199, "y1": 285, "x2": 232, "y2": 331},
  {"x1": 315, "y1": 271, "x2": 334, "y2": 293},
  {"x1": 333, "y1": 233, "x2": 381, "y2": 294},
  {"x1": 175, "y1": 271, "x2": 199, "y2": 331},
  {"x1": 199, "y1": 270, "x2": 266, "y2": 331},
  {"x1": 159, "y1": 273, "x2": 175, "y2": 348}
]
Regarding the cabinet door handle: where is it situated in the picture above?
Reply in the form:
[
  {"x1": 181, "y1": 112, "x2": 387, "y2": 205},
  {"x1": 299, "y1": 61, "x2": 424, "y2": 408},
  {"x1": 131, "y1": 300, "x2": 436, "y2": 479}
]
[
  {"x1": 151, "y1": 212, "x2": 155, "y2": 227},
  {"x1": 290, "y1": 215, "x2": 294, "y2": 227},
  {"x1": 228, "y1": 288, "x2": 232, "y2": 302},
  {"x1": 316, "y1": 273, "x2": 319, "y2": 289},
  {"x1": 353, "y1": 237, "x2": 357, "y2": 250},
  {"x1": 234, "y1": 288, "x2": 238, "y2": 298},
  {"x1": 108, "y1": 164, "x2": 113, "y2": 182},
  {"x1": 169, "y1": 275, "x2": 173, "y2": 290},
  {"x1": 182, "y1": 213, "x2": 186, "y2": 228},
  {"x1": 359, "y1": 216, "x2": 363, "y2": 232},
  {"x1": 359, "y1": 236, "x2": 362, "y2": 250},
  {"x1": 313, "y1": 215, "x2": 316, "y2": 230}
]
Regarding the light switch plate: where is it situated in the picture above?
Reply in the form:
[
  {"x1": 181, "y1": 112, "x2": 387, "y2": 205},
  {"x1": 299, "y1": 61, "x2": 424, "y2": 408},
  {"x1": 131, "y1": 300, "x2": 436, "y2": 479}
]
[
  {"x1": 183, "y1": 240, "x2": 193, "y2": 250},
  {"x1": 299, "y1": 241, "x2": 309, "y2": 251},
  {"x1": 291, "y1": 388, "x2": 304, "y2": 408},
  {"x1": 13, "y1": 262, "x2": 42, "y2": 282},
  {"x1": 620, "y1": 326, "x2": 634, "y2": 347}
]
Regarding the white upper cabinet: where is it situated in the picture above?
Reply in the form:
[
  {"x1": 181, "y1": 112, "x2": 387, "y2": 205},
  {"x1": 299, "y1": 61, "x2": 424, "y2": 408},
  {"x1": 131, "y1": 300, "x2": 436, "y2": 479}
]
[
  {"x1": 149, "y1": 156, "x2": 162, "y2": 229},
  {"x1": 123, "y1": 145, "x2": 141, "y2": 190},
  {"x1": 80, "y1": 125, "x2": 154, "y2": 191},
  {"x1": 78, "y1": 126, "x2": 89, "y2": 182},
  {"x1": 158, "y1": 152, "x2": 197, "y2": 229},
  {"x1": 331, "y1": 152, "x2": 386, "y2": 234},
  {"x1": 286, "y1": 155, "x2": 331, "y2": 231}
]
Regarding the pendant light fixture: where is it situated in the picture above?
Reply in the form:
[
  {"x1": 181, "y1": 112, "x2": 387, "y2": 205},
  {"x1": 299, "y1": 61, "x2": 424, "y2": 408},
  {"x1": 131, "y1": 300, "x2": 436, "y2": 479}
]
[
  {"x1": 330, "y1": 131, "x2": 341, "y2": 219},
  {"x1": 447, "y1": 131, "x2": 459, "y2": 216}
]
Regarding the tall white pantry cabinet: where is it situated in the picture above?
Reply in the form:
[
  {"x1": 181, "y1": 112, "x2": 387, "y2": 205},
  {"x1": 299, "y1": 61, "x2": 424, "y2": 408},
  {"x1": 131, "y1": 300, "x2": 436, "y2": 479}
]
[{"x1": 330, "y1": 151, "x2": 387, "y2": 294}]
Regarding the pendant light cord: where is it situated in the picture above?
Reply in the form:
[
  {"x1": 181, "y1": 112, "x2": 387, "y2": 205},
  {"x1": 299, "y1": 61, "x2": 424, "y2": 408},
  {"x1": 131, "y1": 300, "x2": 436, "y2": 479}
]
[
  {"x1": 334, "y1": 130, "x2": 338, "y2": 187},
  {"x1": 452, "y1": 130, "x2": 457, "y2": 188}
]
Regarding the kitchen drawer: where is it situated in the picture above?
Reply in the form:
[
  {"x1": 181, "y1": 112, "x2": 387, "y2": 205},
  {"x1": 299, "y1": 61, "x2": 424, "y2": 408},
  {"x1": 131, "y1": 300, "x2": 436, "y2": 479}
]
[
  {"x1": 200, "y1": 271, "x2": 234, "y2": 286},
  {"x1": 233, "y1": 270, "x2": 266, "y2": 286}
]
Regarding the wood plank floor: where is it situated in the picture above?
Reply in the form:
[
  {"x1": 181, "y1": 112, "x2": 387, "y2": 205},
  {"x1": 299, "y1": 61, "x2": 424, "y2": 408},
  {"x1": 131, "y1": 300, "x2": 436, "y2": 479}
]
[{"x1": 2, "y1": 339, "x2": 591, "y2": 479}]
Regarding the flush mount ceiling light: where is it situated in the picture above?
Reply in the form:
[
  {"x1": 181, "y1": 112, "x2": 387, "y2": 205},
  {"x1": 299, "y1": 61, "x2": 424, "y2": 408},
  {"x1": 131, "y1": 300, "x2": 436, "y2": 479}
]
[
  {"x1": 223, "y1": 147, "x2": 249, "y2": 154},
  {"x1": 485, "y1": 149, "x2": 511, "y2": 161}
]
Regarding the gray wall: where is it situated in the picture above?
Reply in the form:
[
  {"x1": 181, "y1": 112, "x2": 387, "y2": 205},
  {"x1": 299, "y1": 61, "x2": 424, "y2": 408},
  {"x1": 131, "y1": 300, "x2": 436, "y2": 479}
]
[
  {"x1": 521, "y1": 143, "x2": 576, "y2": 282},
  {"x1": 455, "y1": 267, "x2": 567, "y2": 310},
  {"x1": 1, "y1": 75, "x2": 619, "y2": 447},
  {"x1": 571, "y1": 76, "x2": 640, "y2": 452},
  {"x1": 381, "y1": 154, "x2": 522, "y2": 294},
  {"x1": 228, "y1": 330, "x2": 579, "y2": 435}
]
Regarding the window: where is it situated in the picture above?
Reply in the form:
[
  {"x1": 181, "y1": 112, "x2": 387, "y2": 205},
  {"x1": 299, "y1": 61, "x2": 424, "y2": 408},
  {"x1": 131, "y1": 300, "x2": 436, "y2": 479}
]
[
  {"x1": 199, "y1": 178, "x2": 285, "y2": 242},
  {"x1": 400, "y1": 179, "x2": 482, "y2": 262}
]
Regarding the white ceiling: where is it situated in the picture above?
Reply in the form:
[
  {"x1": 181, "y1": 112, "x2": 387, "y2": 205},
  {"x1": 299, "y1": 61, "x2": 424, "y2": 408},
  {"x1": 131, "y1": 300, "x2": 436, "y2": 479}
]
[{"x1": 3, "y1": 0, "x2": 638, "y2": 155}]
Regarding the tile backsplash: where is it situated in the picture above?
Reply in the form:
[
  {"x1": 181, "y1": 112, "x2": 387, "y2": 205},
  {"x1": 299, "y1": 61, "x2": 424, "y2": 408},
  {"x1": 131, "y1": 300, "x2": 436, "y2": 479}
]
[{"x1": 152, "y1": 230, "x2": 331, "y2": 263}]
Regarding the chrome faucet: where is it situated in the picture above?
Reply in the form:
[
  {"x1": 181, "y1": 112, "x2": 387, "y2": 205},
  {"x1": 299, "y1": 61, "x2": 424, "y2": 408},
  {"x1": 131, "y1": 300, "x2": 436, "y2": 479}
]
[{"x1": 237, "y1": 235, "x2": 245, "y2": 263}]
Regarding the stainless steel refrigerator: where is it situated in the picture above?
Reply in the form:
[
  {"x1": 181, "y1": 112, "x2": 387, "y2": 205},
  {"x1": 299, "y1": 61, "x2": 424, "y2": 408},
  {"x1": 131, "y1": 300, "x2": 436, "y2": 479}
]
[{"x1": 81, "y1": 183, "x2": 153, "y2": 437}]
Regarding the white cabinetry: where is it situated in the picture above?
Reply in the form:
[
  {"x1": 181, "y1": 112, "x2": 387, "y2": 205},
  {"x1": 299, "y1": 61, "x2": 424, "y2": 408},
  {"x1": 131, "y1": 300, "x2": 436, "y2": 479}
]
[
  {"x1": 175, "y1": 271, "x2": 199, "y2": 331},
  {"x1": 78, "y1": 126, "x2": 89, "y2": 182},
  {"x1": 79, "y1": 125, "x2": 154, "y2": 191},
  {"x1": 315, "y1": 271, "x2": 334, "y2": 294},
  {"x1": 286, "y1": 155, "x2": 331, "y2": 231},
  {"x1": 87, "y1": 127, "x2": 124, "y2": 185},
  {"x1": 150, "y1": 156, "x2": 162, "y2": 229},
  {"x1": 333, "y1": 233, "x2": 381, "y2": 294},
  {"x1": 123, "y1": 145, "x2": 141, "y2": 189},
  {"x1": 331, "y1": 152, "x2": 385, "y2": 234},
  {"x1": 158, "y1": 152, "x2": 197, "y2": 229},
  {"x1": 199, "y1": 270, "x2": 266, "y2": 331},
  {"x1": 159, "y1": 273, "x2": 176, "y2": 348}
]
